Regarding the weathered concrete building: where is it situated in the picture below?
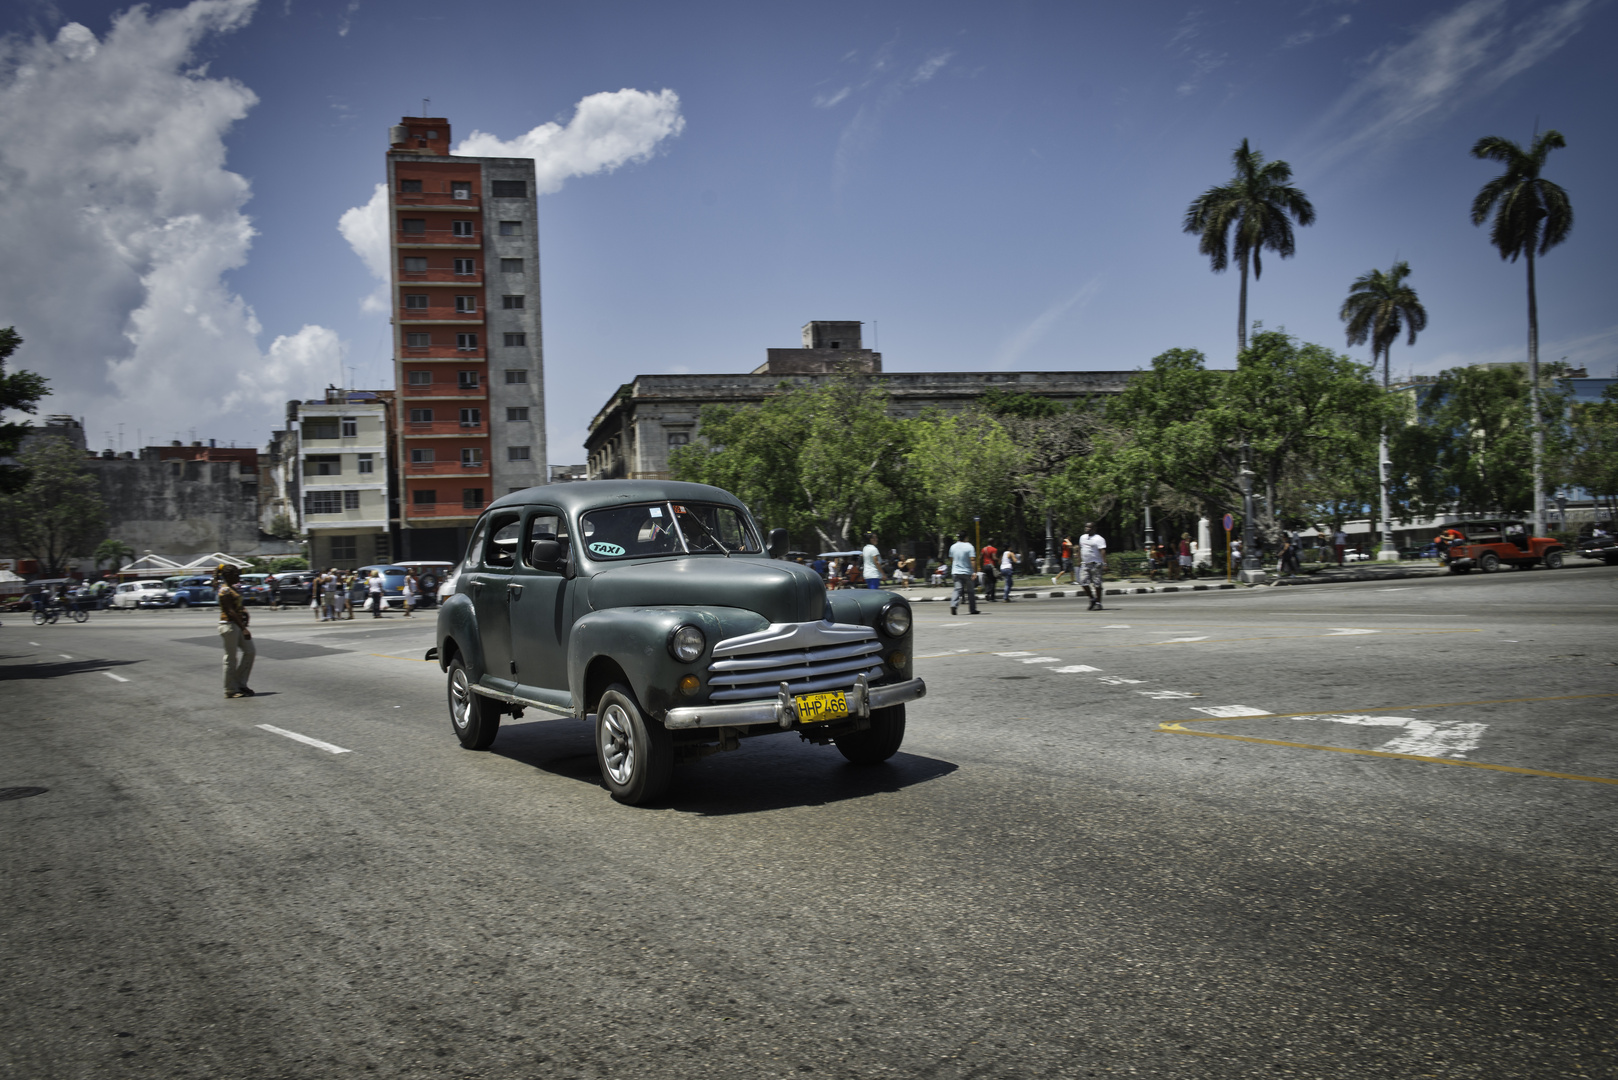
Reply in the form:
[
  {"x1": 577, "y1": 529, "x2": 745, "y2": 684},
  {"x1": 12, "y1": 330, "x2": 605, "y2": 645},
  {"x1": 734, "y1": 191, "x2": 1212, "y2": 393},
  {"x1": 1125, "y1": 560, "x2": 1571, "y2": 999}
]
[
  {"x1": 292, "y1": 391, "x2": 393, "y2": 570},
  {"x1": 585, "y1": 321, "x2": 1136, "y2": 480}
]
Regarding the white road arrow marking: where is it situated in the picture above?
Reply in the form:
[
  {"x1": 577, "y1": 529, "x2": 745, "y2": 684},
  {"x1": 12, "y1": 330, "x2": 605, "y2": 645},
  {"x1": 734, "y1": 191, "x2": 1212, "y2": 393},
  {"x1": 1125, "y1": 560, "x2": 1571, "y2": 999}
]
[{"x1": 1311, "y1": 714, "x2": 1486, "y2": 758}]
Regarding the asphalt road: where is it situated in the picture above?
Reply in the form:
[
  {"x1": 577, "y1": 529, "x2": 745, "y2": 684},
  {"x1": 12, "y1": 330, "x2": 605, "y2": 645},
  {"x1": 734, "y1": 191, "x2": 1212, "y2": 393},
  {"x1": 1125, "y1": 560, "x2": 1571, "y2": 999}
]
[{"x1": 3, "y1": 565, "x2": 1615, "y2": 1080}]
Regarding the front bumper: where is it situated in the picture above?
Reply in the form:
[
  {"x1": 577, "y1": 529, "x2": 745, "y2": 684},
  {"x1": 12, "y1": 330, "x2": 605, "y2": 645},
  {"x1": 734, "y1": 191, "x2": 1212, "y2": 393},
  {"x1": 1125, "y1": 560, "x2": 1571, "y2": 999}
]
[{"x1": 664, "y1": 674, "x2": 927, "y2": 731}]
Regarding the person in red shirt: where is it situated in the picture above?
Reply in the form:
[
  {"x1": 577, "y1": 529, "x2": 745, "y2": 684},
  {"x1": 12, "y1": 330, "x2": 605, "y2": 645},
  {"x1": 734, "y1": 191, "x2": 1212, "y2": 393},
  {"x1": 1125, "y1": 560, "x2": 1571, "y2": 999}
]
[
  {"x1": 1052, "y1": 536, "x2": 1074, "y2": 585},
  {"x1": 980, "y1": 538, "x2": 999, "y2": 602}
]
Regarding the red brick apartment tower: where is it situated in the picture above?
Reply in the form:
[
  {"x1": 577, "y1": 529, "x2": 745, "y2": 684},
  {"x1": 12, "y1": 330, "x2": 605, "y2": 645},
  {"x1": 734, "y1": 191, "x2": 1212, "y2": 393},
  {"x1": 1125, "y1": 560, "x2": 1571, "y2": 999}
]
[{"x1": 386, "y1": 117, "x2": 546, "y2": 561}]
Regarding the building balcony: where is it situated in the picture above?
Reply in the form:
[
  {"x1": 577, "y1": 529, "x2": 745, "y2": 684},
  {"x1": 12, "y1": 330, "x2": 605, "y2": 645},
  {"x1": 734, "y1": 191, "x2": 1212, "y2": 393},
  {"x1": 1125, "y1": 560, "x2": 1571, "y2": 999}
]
[
  {"x1": 396, "y1": 228, "x2": 479, "y2": 246},
  {"x1": 399, "y1": 346, "x2": 485, "y2": 360},
  {"x1": 405, "y1": 502, "x2": 484, "y2": 519},
  {"x1": 394, "y1": 193, "x2": 481, "y2": 208},
  {"x1": 405, "y1": 419, "x2": 485, "y2": 436},
  {"x1": 401, "y1": 385, "x2": 485, "y2": 397},
  {"x1": 406, "y1": 460, "x2": 490, "y2": 476},
  {"x1": 398, "y1": 270, "x2": 483, "y2": 284}
]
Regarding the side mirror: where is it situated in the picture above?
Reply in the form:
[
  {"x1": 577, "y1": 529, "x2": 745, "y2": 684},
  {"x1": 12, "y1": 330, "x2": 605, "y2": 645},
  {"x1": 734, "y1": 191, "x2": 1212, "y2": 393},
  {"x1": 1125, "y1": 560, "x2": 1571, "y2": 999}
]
[
  {"x1": 529, "y1": 538, "x2": 563, "y2": 571},
  {"x1": 767, "y1": 528, "x2": 789, "y2": 559}
]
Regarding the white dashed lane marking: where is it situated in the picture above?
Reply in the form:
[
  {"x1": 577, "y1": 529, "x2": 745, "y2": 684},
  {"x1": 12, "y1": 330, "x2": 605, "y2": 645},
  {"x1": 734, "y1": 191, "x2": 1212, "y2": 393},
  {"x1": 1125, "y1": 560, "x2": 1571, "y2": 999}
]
[
  {"x1": 256, "y1": 725, "x2": 352, "y2": 755},
  {"x1": 1191, "y1": 705, "x2": 1271, "y2": 717},
  {"x1": 1152, "y1": 637, "x2": 1209, "y2": 644},
  {"x1": 104, "y1": 672, "x2": 128, "y2": 683},
  {"x1": 1050, "y1": 665, "x2": 1100, "y2": 673},
  {"x1": 1327, "y1": 628, "x2": 1378, "y2": 636},
  {"x1": 1020, "y1": 656, "x2": 1063, "y2": 664}
]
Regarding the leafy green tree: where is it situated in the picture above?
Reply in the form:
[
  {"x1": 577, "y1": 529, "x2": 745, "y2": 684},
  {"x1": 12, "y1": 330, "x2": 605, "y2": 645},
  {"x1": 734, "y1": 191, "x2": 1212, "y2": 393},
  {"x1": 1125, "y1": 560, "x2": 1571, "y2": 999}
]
[
  {"x1": 905, "y1": 411, "x2": 1021, "y2": 558},
  {"x1": 1560, "y1": 383, "x2": 1618, "y2": 521},
  {"x1": 1391, "y1": 364, "x2": 1571, "y2": 518},
  {"x1": 0, "y1": 326, "x2": 52, "y2": 495},
  {"x1": 671, "y1": 376, "x2": 915, "y2": 551},
  {"x1": 0, "y1": 435, "x2": 108, "y2": 576},
  {"x1": 1470, "y1": 129, "x2": 1573, "y2": 532},
  {"x1": 1339, "y1": 261, "x2": 1427, "y2": 556},
  {"x1": 93, "y1": 539, "x2": 136, "y2": 574},
  {"x1": 978, "y1": 393, "x2": 1107, "y2": 564},
  {"x1": 1184, "y1": 140, "x2": 1316, "y2": 353},
  {"x1": 1087, "y1": 332, "x2": 1391, "y2": 545}
]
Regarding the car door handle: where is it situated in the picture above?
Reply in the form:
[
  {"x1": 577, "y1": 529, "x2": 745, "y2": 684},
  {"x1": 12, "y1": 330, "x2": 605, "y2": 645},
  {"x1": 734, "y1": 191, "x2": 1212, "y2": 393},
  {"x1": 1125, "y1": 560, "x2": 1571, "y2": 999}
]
[{"x1": 507, "y1": 583, "x2": 523, "y2": 598}]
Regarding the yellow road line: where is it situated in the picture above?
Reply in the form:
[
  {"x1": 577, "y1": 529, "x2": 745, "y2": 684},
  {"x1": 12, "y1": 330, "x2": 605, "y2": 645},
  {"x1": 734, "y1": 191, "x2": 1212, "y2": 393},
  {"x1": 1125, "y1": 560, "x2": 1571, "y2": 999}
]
[{"x1": 1160, "y1": 691, "x2": 1618, "y2": 786}]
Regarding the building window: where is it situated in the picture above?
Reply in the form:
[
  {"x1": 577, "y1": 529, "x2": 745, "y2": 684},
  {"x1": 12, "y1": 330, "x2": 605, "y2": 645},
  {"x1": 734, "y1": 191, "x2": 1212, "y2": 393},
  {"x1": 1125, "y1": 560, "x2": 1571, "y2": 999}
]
[
  {"x1": 409, "y1": 408, "x2": 433, "y2": 423},
  {"x1": 456, "y1": 333, "x2": 479, "y2": 350},
  {"x1": 499, "y1": 220, "x2": 522, "y2": 236},
  {"x1": 501, "y1": 258, "x2": 524, "y2": 273},
  {"x1": 506, "y1": 407, "x2": 529, "y2": 422},
  {"x1": 411, "y1": 448, "x2": 435, "y2": 464},
  {"x1": 460, "y1": 408, "x2": 482, "y2": 427},
  {"x1": 343, "y1": 490, "x2": 361, "y2": 510},
  {"x1": 455, "y1": 295, "x2": 478, "y2": 313},
  {"x1": 451, "y1": 181, "x2": 471, "y2": 199},
  {"x1": 452, "y1": 220, "x2": 474, "y2": 238},
  {"x1": 341, "y1": 417, "x2": 357, "y2": 439},
  {"x1": 408, "y1": 370, "x2": 432, "y2": 386},
  {"x1": 406, "y1": 332, "x2": 431, "y2": 348},
  {"x1": 453, "y1": 258, "x2": 476, "y2": 276},
  {"x1": 330, "y1": 535, "x2": 356, "y2": 562},
  {"x1": 404, "y1": 294, "x2": 429, "y2": 309},
  {"x1": 458, "y1": 371, "x2": 480, "y2": 389},
  {"x1": 501, "y1": 295, "x2": 524, "y2": 310},
  {"x1": 304, "y1": 454, "x2": 340, "y2": 475},
  {"x1": 303, "y1": 420, "x2": 339, "y2": 440},
  {"x1": 508, "y1": 445, "x2": 531, "y2": 462},
  {"x1": 492, "y1": 180, "x2": 527, "y2": 198},
  {"x1": 403, "y1": 256, "x2": 427, "y2": 272},
  {"x1": 306, "y1": 491, "x2": 342, "y2": 514},
  {"x1": 357, "y1": 454, "x2": 374, "y2": 474},
  {"x1": 668, "y1": 432, "x2": 690, "y2": 447},
  {"x1": 504, "y1": 368, "x2": 527, "y2": 383},
  {"x1": 401, "y1": 218, "x2": 425, "y2": 234},
  {"x1": 413, "y1": 489, "x2": 437, "y2": 505},
  {"x1": 461, "y1": 448, "x2": 484, "y2": 467},
  {"x1": 399, "y1": 179, "x2": 422, "y2": 193},
  {"x1": 503, "y1": 333, "x2": 526, "y2": 347},
  {"x1": 462, "y1": 487, "x2": 484, "y2": 508}
]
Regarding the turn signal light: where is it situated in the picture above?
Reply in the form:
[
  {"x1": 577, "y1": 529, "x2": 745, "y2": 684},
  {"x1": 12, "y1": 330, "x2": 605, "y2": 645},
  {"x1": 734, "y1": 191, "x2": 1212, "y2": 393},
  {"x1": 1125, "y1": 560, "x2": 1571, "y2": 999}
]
[
  {"x1": 888, "y1": 651, "x2": 907, "y2": 671},
  {"x1": 677, "y1": 674, "x2": 701, "y2": 697}
]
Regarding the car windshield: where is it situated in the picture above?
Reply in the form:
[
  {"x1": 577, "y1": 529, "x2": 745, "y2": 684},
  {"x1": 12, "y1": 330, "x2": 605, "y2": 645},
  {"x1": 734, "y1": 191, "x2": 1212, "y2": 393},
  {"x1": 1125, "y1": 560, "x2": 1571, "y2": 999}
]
[{"x1": 579, "y1": 501, "x2": 761, "y2": 561}]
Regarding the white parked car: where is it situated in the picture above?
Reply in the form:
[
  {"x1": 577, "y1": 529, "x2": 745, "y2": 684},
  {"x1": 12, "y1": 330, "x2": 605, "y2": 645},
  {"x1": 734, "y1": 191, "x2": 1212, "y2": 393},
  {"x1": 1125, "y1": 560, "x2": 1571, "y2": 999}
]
[{"x1": 112, "y1": 580, "x2": 169, "y2": 609}]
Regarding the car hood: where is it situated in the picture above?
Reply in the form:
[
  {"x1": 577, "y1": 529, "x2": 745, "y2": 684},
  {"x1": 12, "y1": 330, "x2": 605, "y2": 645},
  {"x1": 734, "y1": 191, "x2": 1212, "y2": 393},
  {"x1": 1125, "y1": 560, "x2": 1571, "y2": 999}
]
[{"x1": 586, "y1": 557, "x2": 828, "y2": 624}]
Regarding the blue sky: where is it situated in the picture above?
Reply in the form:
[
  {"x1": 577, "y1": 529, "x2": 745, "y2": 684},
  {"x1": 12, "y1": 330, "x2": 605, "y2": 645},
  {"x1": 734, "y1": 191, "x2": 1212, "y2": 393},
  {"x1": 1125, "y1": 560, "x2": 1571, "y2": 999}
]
[{"x1": 2, "y1": 0, "x2": 1613, "y2": 462}]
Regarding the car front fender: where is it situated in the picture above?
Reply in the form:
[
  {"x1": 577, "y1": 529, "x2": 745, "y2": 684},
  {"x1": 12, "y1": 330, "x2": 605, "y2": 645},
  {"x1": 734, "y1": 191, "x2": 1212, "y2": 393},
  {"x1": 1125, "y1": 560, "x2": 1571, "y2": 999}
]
[{"x1": 568, "y1": 605, "x2": 769, "y2": 720}]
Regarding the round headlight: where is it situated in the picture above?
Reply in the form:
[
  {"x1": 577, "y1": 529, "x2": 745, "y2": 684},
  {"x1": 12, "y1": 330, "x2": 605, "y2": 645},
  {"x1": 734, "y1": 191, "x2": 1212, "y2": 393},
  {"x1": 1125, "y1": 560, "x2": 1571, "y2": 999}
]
[
  {"x1": 880, "y1": 602, "x2": 911, "y2": 638},
  {"x1": 668, "y1": 624, "x2": 706, "y2": 663}
]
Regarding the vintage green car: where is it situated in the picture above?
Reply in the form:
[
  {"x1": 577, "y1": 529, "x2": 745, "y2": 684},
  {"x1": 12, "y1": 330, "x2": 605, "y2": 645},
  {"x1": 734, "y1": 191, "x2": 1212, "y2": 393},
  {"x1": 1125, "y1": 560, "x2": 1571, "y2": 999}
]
[{"x1": 430, "y1": 479, "x2": 926, "y2": 804}]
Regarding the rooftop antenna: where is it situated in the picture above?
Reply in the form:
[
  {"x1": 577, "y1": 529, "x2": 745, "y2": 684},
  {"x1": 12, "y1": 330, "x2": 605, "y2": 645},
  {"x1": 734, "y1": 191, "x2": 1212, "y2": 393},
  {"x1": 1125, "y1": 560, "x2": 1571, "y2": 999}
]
[{"x1": 423, "y1": 98, "x2": 430, "y2": 117}]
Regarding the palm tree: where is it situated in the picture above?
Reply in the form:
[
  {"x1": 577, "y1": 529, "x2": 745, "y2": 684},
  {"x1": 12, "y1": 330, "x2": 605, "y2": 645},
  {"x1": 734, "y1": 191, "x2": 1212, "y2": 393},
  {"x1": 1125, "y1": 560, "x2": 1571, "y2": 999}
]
[
  {"x1": 1340, "y1": 261, "x2": 1427, "y2": 559},
  {"x1": 1470, "y1": 130, "x2": 1573, "y2": 534},
  {"x1": 1184, "y1": 138, "x2": 1316, "y2": 354}
]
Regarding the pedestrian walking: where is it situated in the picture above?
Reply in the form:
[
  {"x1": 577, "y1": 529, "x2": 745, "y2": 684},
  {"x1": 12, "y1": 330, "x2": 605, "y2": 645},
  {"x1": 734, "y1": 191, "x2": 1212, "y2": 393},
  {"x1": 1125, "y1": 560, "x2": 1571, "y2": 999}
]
[
  {"x1": 1000, "y1": 547, "x2": 1017, "y2": 602},
  {"x1": 216, "y1": 564, "x2": 256, "y2": 699},
  {"x1": 1051, "y1": 535, "x2": 1075, "y2": 585},
  {"x1": 980, "y1": 538, "x2": 999, "y2": 602},
  {"x1": 1078, "y1": 522, "x2": 1107, "y2": 611},
  {"x1": 402, "y1": 572, "x2": 418, "y2": 617},
  {"x1": 267, "y1": 573, "x2": 281, "y2": 611},
  {"x1": 1333, "y1": 528, "x2": 1348, "y2": 566},
  {"x1": 949, "y1": 532, "x2": 979, "y2": 616},
  {"x1": 1178, "y1": 534, "x2": 1194, "y2": 580},
  {"x1": 367, "y1": 570, "x2": 386, "y2": 618}
]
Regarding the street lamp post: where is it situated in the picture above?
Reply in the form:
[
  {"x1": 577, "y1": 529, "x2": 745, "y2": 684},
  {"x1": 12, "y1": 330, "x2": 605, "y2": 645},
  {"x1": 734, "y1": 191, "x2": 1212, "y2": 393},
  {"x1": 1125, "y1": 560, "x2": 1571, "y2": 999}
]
[{"x1": 1237, "y1": 461, "x2": 1260, "y2": 583}]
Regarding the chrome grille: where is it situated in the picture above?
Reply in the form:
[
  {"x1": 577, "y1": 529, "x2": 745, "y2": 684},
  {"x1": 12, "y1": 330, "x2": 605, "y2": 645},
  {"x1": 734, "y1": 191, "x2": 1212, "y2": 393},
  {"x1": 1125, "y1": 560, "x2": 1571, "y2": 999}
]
[{"x1": 707, "y1": 622, "x2": 884, "y2": 702}]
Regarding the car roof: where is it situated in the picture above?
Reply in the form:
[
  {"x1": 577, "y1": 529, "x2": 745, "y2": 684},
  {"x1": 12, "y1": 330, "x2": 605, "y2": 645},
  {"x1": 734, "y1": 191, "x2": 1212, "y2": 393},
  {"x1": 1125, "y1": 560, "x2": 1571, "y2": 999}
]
[{"x1": 485, "y1": 478, "x2": 745, "y2": 516}]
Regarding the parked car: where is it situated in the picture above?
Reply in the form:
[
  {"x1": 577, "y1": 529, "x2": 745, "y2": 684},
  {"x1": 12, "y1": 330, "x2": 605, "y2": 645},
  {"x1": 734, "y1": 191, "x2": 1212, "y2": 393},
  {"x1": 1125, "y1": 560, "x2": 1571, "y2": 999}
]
[
  {"x1": 265, "y1": 571, "x2": 316, "y2": 606},
  {"x1": 355, "y1": 564, "x2": 409, "y2": 608},
  {"x1": 238, "y1": 573, "x2": 270, "y2": 605},
  {"x1": 397, "y1": 560, "x2": 454, "y2": 609},
  {"x1": 139, "y1": 575, "x2": 217, "y2": 608},
  {"x1": 112, "y1": 580, "x2": 170, "y2": 609},
  {"x1": 1572, "y1": 528, "x2": 1617, "y2": 565},
  {"x1": 430, "y1": 479, "x2": 926, "y2": 805},
  {"x1": 1438, "y1": 521, "x2": 1566, "y2": 574}
]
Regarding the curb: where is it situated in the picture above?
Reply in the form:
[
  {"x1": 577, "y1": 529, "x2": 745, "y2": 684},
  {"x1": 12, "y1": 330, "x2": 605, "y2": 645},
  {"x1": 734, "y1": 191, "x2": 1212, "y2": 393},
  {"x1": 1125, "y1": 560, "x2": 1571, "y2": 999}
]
[{"x1": 897, "y1": 566, "x2": 1449, "y2": 604}]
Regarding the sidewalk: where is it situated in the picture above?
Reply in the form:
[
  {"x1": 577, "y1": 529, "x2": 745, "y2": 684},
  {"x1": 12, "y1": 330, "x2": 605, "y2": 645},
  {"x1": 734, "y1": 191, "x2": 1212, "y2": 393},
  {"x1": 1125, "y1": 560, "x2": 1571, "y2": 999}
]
[{"x1": 878, "y1": 560, "x2": 1448, "y2": 605}]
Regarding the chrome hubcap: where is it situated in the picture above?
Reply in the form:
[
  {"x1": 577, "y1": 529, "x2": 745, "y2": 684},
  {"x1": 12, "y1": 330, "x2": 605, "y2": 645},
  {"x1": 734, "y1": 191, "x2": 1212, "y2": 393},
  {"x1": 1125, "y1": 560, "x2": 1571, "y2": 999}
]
[
  {"x1": 450, "y1": 668, "x2": 471, "y2": 730},
  {"x1": 599, "y1": 703, "x2": 636, "y2": 786}
]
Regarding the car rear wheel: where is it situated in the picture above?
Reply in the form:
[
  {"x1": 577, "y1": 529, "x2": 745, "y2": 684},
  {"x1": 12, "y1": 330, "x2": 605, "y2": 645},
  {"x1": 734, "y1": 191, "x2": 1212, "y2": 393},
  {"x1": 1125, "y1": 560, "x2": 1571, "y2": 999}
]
[
  {"x1": 834, "y1": 704, "x2": 906, "y2": 765},
  {"x1": 447, "y1": 657, "x2": 500, "y2": 750},
  {"x1": 1543, "y1": 550, "x2": 1564, "y2": 569},
  {"x1": 1478, "y1": 552, "x2": 1500, "y2": 573},
  {"x1": 175, "y1": 597, "x2": 189, "y2": 608},
  {"x1": 595, "y1": 684, "x2": 673, "y2": 805}
]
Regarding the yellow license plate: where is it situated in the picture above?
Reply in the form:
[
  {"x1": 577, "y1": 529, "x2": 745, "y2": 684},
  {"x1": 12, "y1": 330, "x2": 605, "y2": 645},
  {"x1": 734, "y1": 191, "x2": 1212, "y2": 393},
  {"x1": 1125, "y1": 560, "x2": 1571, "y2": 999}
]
[{"x1": 795, "y1": 691, "x2": 849, "y2": 723}]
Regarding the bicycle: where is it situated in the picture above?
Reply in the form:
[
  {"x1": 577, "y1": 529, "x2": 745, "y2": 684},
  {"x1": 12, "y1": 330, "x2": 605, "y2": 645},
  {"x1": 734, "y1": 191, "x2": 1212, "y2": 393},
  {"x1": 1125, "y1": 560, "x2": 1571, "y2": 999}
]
[{"x1": 31, "y1": 603, "x2": 59, "y2": 626}]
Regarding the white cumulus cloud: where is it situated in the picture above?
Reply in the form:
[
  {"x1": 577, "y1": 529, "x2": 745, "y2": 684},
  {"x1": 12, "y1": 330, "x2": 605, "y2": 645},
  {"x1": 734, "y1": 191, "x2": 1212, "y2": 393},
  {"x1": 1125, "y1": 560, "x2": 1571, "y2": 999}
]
[
  {"x1": 0, "y1": 0, "x2": 346, "y2": 447},
  {"x1": 339, "y1": 89, "x2": 684, "y2": 308}
]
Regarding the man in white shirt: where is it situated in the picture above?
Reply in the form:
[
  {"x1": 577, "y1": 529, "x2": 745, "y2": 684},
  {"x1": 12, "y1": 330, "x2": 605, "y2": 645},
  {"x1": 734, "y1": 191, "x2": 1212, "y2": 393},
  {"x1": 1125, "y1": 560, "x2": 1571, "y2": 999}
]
[
  {"x1": 1078, "y1": 523, "x2": 1107, "y2": 611},
  {"x1": 948, "y1": 532, "x2": 979, "y2": 615},
  {"x1": 861, "y1": 533, "x2": 883, "y2": 590}
]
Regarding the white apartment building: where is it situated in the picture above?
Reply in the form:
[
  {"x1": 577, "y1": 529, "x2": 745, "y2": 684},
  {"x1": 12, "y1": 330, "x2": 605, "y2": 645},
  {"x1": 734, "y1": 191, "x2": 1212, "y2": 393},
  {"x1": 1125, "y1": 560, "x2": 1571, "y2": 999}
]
[{"x1": 297, "y1": 391, "x2": 392, "y2": 570}]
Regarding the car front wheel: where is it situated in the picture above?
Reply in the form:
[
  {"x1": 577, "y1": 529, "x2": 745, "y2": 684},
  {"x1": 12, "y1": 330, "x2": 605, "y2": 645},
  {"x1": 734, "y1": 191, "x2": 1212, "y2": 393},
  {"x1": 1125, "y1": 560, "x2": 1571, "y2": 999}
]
[
  {"x1": 1478, "y1": 552, "x2": 1500, "y2": 573},
  {"x1": 595, "y1": 684, "x2": 672, "y2": 805},
  {"x1": 1543, "y1": 550, "x2": 1564, "y2": 569},
  {"x1": 447, "y1": 657, "x2": 501, "y2": 750},
  {"x1": 834, "y1": 704, "x2": 906, "y2": 765}
]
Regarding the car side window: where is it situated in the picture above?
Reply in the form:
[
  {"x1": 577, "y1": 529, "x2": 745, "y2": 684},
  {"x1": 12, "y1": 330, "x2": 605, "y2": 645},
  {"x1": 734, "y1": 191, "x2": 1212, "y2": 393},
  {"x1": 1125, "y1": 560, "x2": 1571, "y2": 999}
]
[
  {"x1": 484, "y1": 512, "x2": 522, "y2": 569},
  {"x1": 521, "y1": 510, "x2": 568, "y2": 572}
]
